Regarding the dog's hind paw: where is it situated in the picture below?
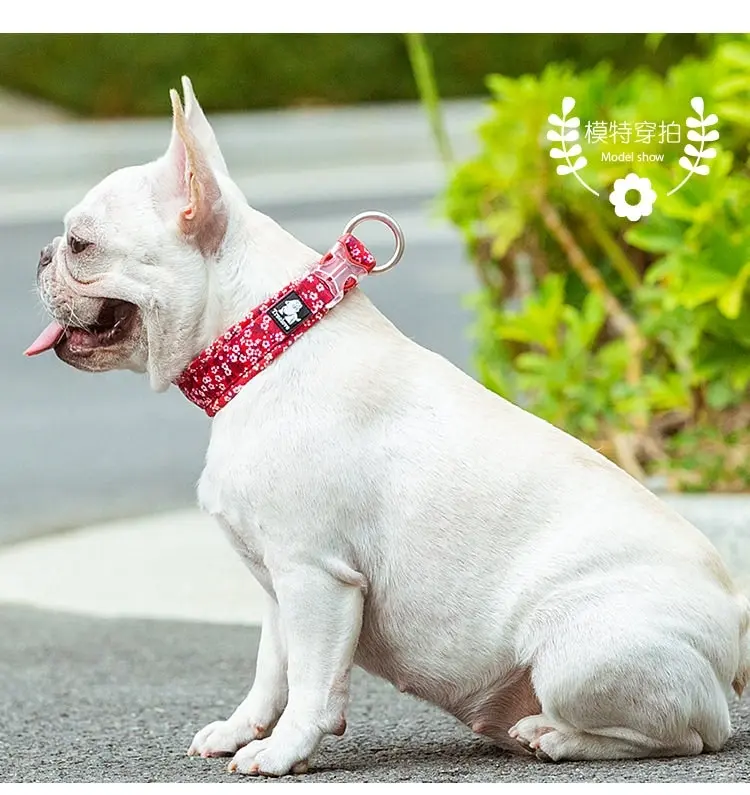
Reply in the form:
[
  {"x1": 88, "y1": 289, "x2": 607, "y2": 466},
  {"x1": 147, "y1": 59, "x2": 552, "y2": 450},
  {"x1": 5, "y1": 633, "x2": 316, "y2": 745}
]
[{"x1": 508, "y1": 714, "x2": 559, "y2": 756}]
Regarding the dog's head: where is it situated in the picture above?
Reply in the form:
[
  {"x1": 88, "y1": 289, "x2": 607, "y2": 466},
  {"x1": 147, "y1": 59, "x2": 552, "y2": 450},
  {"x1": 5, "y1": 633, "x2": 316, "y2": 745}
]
[{"x1": 27, "y1": 76, "x2": 233, "y2": 390}]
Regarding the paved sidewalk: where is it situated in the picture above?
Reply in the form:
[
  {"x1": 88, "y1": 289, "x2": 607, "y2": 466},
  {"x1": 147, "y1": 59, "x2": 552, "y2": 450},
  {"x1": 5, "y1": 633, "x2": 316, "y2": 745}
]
[{"x1": 1, "y1": 606, "x2": 748, "y2": 784}]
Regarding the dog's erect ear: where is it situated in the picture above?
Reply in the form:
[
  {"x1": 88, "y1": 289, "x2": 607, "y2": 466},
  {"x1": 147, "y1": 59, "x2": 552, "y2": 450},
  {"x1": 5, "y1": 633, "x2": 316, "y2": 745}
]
[
  {"x1": 163, "y1": 77, "x2": 228, "y2": 256},
  {"x1": 180, "y1": 76, "x2": 229, "y2": 176}
]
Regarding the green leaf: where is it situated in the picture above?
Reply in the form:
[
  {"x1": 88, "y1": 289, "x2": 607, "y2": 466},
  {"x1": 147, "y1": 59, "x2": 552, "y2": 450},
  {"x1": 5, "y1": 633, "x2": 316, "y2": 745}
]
[
  {"x1": 487, "y1": 205, "x2": 527, "y2": 258},
  {"x1": 515, "y1": 352, "x2": 551, "y2": 374},
  {"x1": 716, "y1": 41, "x2": 750, "y2": 69},
  {"x1": 706, "y1": 380, "x2": 739, "y2": 411},
  {"x1": 717, "y1": 262, "x2": 750, "y2": 319},
  {"x1": 645, "y1": 33, "x2": 666, "y2": 52},
  {"x1": 625, "y1": 215, "x2": 686, "y2": 254},
  {"x1": 714, "y1": 74, "x2": 750, "y2": 100},
  {"x1": 644, "y1": 373, "x2": 692, "y2": 411},
  {"x1": 715, "y1": 100, "x2": 750, "y2": 128}
]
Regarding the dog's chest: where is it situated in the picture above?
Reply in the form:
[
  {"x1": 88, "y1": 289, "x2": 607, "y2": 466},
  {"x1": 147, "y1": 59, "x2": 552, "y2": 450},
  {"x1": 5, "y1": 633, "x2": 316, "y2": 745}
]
[{"x1": 197, "y1": 447, "x2": 273, "y2": 590}]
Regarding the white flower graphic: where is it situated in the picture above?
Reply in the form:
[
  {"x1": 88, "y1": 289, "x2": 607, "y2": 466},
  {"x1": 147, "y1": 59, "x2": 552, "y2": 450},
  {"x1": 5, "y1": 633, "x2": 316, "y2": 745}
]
[{"x1": 608, "y1": 172, "x2": 657, "y2": 222}]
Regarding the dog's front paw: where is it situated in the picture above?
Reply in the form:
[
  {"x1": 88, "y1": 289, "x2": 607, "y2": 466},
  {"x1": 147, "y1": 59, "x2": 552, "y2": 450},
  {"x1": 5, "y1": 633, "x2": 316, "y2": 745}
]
[
  {"x1": 188, "y1": 718, "x2": 267, "y2": 758},
  {"x1": 227, "y1": 736, "x2": 310, "y2": 777}
]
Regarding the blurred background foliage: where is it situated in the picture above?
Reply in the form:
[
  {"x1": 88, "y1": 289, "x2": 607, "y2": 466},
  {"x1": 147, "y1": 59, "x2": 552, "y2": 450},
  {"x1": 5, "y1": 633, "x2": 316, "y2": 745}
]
[
  {"x1": 0, "y1": 33, "x2": 703, "y2": 117},
  {"x1": 440, "y1": 33, "x2": 750, "y2": 491}
]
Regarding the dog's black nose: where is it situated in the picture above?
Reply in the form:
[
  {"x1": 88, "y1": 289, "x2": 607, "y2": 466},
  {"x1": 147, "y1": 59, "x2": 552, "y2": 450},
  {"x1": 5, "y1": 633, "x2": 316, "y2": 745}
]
[{"x1": 37, "y1": 243, "x2": 54, "y2": 273}]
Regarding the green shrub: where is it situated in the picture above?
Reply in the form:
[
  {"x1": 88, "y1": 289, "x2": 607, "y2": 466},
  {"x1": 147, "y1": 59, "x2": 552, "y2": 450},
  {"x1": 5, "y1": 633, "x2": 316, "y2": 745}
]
[
  {"x1": 0, "y1": 34, "x2": 700, "y2": 117},
  {"x1": 443, "y1": 34, "x2": 750, "y2": 491}
]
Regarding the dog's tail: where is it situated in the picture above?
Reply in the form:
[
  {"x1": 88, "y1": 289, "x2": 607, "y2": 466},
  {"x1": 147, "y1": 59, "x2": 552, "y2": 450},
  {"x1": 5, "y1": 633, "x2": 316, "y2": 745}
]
[{"x1": 732, "y1": 593, "x2": 750, "y2": 698}]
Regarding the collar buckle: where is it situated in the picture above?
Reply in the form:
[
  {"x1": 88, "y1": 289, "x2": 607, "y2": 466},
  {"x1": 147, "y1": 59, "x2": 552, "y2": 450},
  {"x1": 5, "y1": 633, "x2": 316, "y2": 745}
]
[
  {"x1": 312, "y1": 238, "x2": 371, "y2": 309},
  {"x1": 312, "y1": 212, "x2": 406, "y2": 308}
]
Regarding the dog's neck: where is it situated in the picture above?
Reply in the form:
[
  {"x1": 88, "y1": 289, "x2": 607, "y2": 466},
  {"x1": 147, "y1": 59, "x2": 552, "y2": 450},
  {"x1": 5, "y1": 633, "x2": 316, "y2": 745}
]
[
  {"x1": 202, "y1": 202, "x2": 319, "y2": 343},
  {"x1": 149, "y1": 197, "x2": 321, "y2": 391},
  {"x1": 149, "y1": 185, "x2": 392, "y2": 394}
]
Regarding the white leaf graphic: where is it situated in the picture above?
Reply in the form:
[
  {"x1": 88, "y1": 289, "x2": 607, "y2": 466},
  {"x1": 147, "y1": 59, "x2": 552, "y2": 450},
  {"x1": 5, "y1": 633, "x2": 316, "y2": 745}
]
[
  {"x1": 546, "y1": 97, "x2": 599, "y2": 196},
  {"x1": 679, "y1": 156, "x2": 695, "y2": 172},
  {"x1": 687, "y1": 129, "x2": 720, "y2": 142},
  {"x1": 571, "y1": 156, "x2": 587, "y2": 171},
  {"x1": 668, "y1": 97, "x2": 720, "y2": 197}
]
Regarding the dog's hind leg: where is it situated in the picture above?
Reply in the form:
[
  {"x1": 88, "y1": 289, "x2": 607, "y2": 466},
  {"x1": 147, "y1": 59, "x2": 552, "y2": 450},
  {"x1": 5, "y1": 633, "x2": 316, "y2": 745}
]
[
  {"x1": 510, "y1": 714, "x2": 705, "y2": 761},
  {"x1": 459, "y1": 667, "x2": 542, "y2": 754},
  {"x1": 510, "y1": 616, "x2": 733, "y2": 762}
]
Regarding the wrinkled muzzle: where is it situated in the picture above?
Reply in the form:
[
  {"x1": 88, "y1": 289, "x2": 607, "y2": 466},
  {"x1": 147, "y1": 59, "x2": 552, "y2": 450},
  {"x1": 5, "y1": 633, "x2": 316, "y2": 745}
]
[{"x1": 26, "y1": 239, "x2": 143, "y2": 372}]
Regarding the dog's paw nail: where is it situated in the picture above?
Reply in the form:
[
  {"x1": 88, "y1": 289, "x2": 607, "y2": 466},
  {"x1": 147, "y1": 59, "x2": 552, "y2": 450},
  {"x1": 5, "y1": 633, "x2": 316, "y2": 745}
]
[
  {"x1": 227, "y1": 761, "x2": 237, "y2": 773},
  {"x1": 292, "y1": 760, "x2": 309, "y2": 774},
  {"x1": 535, "y1": 748, "x2": 554, "y2": 762}
]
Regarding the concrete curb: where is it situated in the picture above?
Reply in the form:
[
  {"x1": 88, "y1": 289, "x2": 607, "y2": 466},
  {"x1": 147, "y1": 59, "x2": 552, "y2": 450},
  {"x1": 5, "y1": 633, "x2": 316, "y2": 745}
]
[
  {"x1": 0, "y1": 509, "x2": 266, "y2": 626},
  {"x1": 0, "y1": 494, "x2": 748, "y2": 627}
]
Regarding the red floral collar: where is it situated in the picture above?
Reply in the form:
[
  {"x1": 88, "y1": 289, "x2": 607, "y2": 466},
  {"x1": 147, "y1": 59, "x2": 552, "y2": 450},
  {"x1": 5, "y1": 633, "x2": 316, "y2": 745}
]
[{"x1": 175, "y1": 233, "x2": 378, "y2": 417}]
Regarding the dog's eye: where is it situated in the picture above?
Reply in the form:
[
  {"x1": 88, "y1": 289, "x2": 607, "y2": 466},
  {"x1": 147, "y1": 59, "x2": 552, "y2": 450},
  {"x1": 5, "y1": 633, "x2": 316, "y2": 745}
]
[{"x1": 69, "y1": 235, "x2": 90, "y2": 255}]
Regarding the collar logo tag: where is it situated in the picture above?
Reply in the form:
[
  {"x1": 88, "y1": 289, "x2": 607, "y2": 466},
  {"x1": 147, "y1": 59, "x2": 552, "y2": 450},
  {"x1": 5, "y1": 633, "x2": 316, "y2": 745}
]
[{"x1": 268, "y1": 291, "x2": 312, "y2": 334}]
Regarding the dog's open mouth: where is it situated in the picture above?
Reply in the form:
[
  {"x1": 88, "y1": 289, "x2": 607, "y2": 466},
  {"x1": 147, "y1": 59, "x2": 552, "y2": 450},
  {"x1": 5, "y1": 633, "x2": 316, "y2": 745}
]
[{"x1": 25, "y1": 299, "x2": 139, "y2": 357}]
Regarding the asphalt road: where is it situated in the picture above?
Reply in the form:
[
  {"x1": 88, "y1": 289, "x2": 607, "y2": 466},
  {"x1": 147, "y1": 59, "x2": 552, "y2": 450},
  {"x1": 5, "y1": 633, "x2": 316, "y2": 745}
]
[
  {"x1": 1, "y1": 605, "x2": 748, "y2": 784},
  {"x1": 1, "y1": 197, "x2": 476, "y2": 545}
]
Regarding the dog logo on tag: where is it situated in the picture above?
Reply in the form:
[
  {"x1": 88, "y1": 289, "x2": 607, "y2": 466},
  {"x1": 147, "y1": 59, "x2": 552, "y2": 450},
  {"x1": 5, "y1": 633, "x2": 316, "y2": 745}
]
[{"x1": 268, "y1": 291, "x2": 312, "y2": 334}]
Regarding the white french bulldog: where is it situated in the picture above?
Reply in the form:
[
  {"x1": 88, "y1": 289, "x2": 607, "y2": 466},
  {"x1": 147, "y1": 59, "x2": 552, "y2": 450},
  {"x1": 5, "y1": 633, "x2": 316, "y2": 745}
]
[{"x1": 28, "y1": 77, "x2": 748, "y2": 776}]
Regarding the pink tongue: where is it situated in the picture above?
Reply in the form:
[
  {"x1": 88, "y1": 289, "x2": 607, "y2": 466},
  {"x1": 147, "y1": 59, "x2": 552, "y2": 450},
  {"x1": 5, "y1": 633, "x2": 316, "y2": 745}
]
[{"x1": 24, "y1": 321, "x2": 65, "y2": 357}]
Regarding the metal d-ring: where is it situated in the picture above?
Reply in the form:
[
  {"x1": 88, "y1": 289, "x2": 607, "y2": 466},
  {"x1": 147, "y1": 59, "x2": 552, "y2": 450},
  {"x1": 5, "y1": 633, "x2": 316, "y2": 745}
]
[{"x1": 342, "y1": 211, "x2": 405, "y2": 273}]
